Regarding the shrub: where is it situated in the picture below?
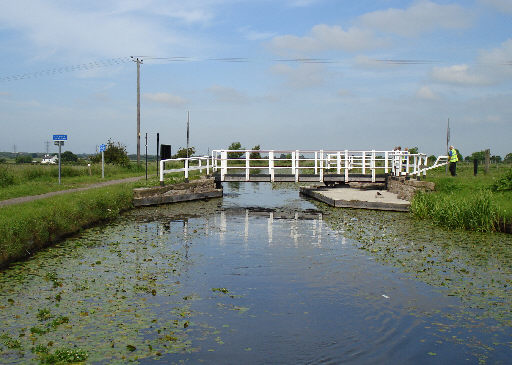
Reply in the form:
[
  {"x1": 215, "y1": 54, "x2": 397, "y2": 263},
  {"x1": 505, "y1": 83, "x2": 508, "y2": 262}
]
[
  {"x1": 90, "y1": 139, "x2": 130, "y2": 166},
  {"x1": 491, "y1": 168, "x2": 512, "y2": 192},
  {"x1": 227, "y1": 142, "x2": 243, "y2": 159},
  {"x1": 0, "y1": 166, "x2": 16, "y2": 187},
  {"x1": 15, "y1": 154, "x2": 33, "y2": 164}
]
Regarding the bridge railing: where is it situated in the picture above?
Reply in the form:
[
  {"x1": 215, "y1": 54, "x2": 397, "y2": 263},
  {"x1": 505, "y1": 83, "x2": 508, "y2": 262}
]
[
  {"x1": 159, "y1": 156, "x2": 210, "y2": 185},
  {"x1": 210, "y1": 150, "x2": 429, "y2": 182}
]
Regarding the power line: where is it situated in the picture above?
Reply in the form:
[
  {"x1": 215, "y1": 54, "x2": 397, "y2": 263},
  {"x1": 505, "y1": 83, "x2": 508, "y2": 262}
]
[{"x1": 0, "y1": 57, "x2": 131, "y2": 82}]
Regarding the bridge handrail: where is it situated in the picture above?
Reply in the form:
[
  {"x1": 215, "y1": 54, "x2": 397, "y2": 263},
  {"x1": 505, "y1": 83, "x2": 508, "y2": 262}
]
[{"x1": 210, "y1": 149, "x2": 429, "y2": 182}]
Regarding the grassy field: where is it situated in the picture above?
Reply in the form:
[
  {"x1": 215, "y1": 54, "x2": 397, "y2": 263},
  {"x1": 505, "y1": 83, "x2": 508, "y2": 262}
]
[
  {"x1": 412, "y1": 162, "x2": 512, "y2": 232},
  {"x1": 0, "y1": 163, "x2": 157, "y2": 200}
]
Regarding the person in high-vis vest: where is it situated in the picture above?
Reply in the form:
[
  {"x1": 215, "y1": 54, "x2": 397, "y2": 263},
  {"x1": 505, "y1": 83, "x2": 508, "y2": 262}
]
[{"x1": 448, "y1": 145, "x2": 458, "y2": 176}]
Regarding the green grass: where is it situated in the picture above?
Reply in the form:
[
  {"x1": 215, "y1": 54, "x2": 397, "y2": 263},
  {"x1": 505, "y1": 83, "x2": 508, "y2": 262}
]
[
  {"x1": 412, "y1": 162, "x2": 512, "y2": 232},
  {"x1": 0, "y1": 183, "x2": 134, "y2": 267},
  {"x1": 0, "y1": 162, "x2": 156, "y2": 200}
]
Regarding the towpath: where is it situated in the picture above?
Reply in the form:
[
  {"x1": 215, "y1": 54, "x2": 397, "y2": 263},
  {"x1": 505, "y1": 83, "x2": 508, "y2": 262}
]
[{"x1": 0, "y1": 176, "x2": 145, "y2": 208}]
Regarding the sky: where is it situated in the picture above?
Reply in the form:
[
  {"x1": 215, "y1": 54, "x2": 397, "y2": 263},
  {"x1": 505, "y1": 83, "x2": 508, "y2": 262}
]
[{"x1": 0, "y1": 0, "x2": 511, "y2": 157}]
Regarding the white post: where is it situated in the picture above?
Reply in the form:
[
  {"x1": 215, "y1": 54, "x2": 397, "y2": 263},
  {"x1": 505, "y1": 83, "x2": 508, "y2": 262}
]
[
  {"x1": 337, "y1": 152, "x2": 341, "y2": 175},
  {"x1": 385, "y1": 151, "x2": 389, "y2": 173},
  {"x1": 371, "y1": 150, "x2": 376, "y2": 183},
  {"x1": 406, "y1": 153, "x2": 410, "y2": 175},
  {"x1": 319, "y1": 150, "x2": 324, "y2": 182},
  {"x1": 345, "y1": 150, "x2": 349, "y2": 182},
  {"x1": 362, "y1": 152, "x2": 366, "y2": 174},
  {"x1": 291, "y1": 151, "x2": 296, "y2": 176},
  {"x1": 295, "y1": 150, "x2": 300, "y2": 182},
  {"x1": 159, "y1": 159, "x2": 164, "y2": 185},
  {"x1": 314, "y1": 152, "x2": 318, "y2": 174},
  {"x1": 207, "y1": 157, "x2": 210, "y2": 175},
  {"x1": 185, "y1": 159, "x2": 189, "y2": 180},
  {"x1": 199, "y1": 158, "x2": 202, "y2": 174},
  {"x1": 245, "y1": 151, "x2": 250, "y2": 181},
  {"x1": 413, "y1": 155, "x2": 417, "y2": 174},
  {"x1": 269, "y1": 151, "x2": 275, "y2": 182},
  {"x1": 101, "y1": 150, "x2": 104, "y2": 179},
  {"x1": 221, "y1": 150, "x2": 227, "y2": 181}
]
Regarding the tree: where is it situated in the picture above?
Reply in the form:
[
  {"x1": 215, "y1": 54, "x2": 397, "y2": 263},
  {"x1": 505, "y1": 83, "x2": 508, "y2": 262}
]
[
  {"x1": 427, "y1": 155, "x2": 437, "y2": 164},
  {"x1": 407, "y1": 147, "x2": 419, "y2": 154},
  {"x1": 90, "y1": 139, "x2": 130, "y2": 166},
  {"x1": 227, "y1": 142, "x2": 243, "y2": 159},
  {"x1": 469, "y1": 151, "x2": 486, "y2": 163},
  {"x1": 504, "y1": 153, "x2": 512, "y2": 163},
  {"x1": 250, "y1": 145, "x2": 261, "y2": 160},
  {"x1": 174, "y1": 147, "x2": 196, "y2": 159},
  {"x1": 61, "y1": 150, "x2": 78, "y2": 163},
  {"x1": 491, "y1": 155, "x2": 502, "y2": 163},
  {"x1": 15, "y1": 154, "x2": 33, "y2": 164}
]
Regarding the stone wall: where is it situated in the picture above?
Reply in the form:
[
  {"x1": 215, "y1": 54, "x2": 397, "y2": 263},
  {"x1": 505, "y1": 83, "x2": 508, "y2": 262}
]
[
  {"x1": 133, "y1": 177, "x2": 217, "y2": 199},
  {"x1": 387, "y1": 176, "x2": 435, "y2": 201}
]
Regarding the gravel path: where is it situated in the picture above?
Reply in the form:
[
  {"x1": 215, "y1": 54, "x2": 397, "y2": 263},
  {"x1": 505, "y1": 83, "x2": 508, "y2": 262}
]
[{"x1": 0, "y1": 176, "x2": 145, "y2": 208}]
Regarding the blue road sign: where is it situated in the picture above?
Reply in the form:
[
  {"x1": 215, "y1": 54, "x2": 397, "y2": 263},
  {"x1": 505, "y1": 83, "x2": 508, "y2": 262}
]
[
  {"x1": 99, "y1": 144, "x2": 106, "y2": 152},
  {"x1": 53, "y1": 134, "x2": 67, "y2": 141}
]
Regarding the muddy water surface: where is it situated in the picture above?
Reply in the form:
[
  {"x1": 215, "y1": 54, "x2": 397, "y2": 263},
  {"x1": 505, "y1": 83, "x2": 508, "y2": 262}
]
[{"x1": 1, "y1": 183, "x2": 511, "y2": 364}]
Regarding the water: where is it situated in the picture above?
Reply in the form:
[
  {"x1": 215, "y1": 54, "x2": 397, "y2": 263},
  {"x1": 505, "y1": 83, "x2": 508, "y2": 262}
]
[{"x1": 1, "y1": 183, "x2": 511, "y2": 364}]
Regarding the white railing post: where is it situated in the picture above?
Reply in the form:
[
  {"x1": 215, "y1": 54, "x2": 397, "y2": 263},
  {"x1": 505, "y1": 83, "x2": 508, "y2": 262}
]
[
  {"x1": 160, "y1": 159, "x2": 165, "y2": 185},
  {"x1": 371, "y1": 150, "x2": 376, "y2": 183},
  {"x1": 314, "y1": 151, "x2": 318, "y2": 174},
  {"x1": 295, "y1": 150, "x2": 299, "y2": 182},
  {"x1": 184, "y1": 159, "x2": 189, "y2": 180},
  {"x1": 319, "y1": 150, "x2": 324, "y2": 182},
  {"x1": 406, "y1": 153, "x2": 410, "y2": 175},
  {"x1": 362, "y1": 152, "x2": 366, "y2": 174},
  {"x1": 221, "y1": 150, "x2": 227, "y2": 181},
  {"x1": 413, "y1": 155, "x2": 417, "y2": 175},
  {"x1": 245, "y1": 151, "x2": 250, "y2": 181},
  {"x1": 207, "y1": 157, "x2": 210, "y2": 175},
  {"x1": 199, "y1": 159, "x2": 202, "y2": 174},
  {"x1": 385, "y1": 151, "x2": 389, "y2": 173},
  {"x1": 337, "y1": 152, "x2": 341, "y2": 175},
  {"x1": 291, "y1": 151, "x2": 296, "y2": 176},
  {"x1": 269, "y1": 151, "x2": 274, "y2": 182},
  {"x1": 345, "y1": 150, "x2": 349, "y2": 182}
]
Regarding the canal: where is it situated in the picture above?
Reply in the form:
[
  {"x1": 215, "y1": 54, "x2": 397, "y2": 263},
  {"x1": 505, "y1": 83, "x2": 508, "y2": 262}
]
[{"x1": 1, "y1": 183, "x2": 511, "y2": 364}]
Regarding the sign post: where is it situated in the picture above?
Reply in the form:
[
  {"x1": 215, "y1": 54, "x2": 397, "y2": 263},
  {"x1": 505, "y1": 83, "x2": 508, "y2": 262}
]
[
  {"x1": 53, "y1": 135, "x2": 67, "y2": 184},
  {"x1": 99, "y1": 144, "x2": 106, "y2": 179}
]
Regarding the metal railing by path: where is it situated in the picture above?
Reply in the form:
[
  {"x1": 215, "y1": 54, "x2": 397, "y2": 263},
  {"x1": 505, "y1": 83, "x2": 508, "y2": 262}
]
[{"x1": 159, "y1": 150, "x2": 450, "y2": 184}]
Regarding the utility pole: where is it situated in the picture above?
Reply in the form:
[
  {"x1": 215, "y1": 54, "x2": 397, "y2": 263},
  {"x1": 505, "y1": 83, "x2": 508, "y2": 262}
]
[
  {"x1": 131, "y1": 56, "x2": 143, "y2": 165},
  {"x1": 446, "y1": 118, "x2": 450, "y2": 176}
]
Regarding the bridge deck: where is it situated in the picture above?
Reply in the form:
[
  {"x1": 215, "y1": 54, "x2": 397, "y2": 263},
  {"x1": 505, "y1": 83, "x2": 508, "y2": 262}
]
[{"x1": 214, "y1": 173, "x2": 387, "y2": 183}]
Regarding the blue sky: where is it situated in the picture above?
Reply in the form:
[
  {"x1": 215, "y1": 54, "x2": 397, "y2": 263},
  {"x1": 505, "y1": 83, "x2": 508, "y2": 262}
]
[{"x1": 0, "y1": 0, "x2": 511, "y2": 157}]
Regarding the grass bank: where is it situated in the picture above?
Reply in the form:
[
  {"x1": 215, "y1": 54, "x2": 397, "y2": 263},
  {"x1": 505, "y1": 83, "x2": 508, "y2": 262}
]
[
  {"x1": 411, "y1": 163, "x2": 512, "y2": 232},
  {"x1": 0, "y1": 184, "x2": 134, "y2": 268},
  {"x1": 0, "y1": 171, "x2": 205, "y2": 269}
]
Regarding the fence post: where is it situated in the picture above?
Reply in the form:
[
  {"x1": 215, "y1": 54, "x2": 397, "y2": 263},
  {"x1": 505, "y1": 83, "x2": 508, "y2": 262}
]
[
  {"x1": 295, "y1": 150, "x2": 300, "y2": 182},
  {"x1": 362, "y1": 152, "x2": 366, "y2": 174},
  {"x1": 371, "y1": 150, "x2": 376, "y2": 183},
  {"x1": 337, "y1": 152, "x2": 341, "y2": 175},
  {"x1": 221, "y1": 150, "x2": 227, "y2": 181},
  {"x1": 385, "y1": 151, "x2": 389, "y2": 174},
  {"x1": 319, "y1": 150, "x2": 324, "y2": 182},
  {"x1": 345, "y1": 150, "x2": 349, "y2": 182},
  {"x1": 185, "y1": 159, "x2": 189, "y2": 180},
  {"x1": 160, "y1": 159, "x2": 165, "y2": 186},
  {"x1": 314, "y1": 151, "x2": 318, "y2": 174},
  {"x1": 246, "y1": 151, "x2": 250, "y2": 181},
  {"x1": 207, "y1": 157, "x2": 210, "y2": 175},
  {"x1": 269, "y1": 151, "x2": 274, "y2": 182},
  {"x1": 291, "y1": 151, "x2": 296, "y2": 176}
]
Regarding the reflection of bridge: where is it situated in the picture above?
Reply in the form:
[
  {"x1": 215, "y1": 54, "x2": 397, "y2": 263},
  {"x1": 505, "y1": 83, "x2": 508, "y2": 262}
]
[
  {"x1": 158, "y1": 208, "x2": 330, "y2": 247},
  {"x1": 159, "y1": 150, "x2": 449, "y2": 184}
]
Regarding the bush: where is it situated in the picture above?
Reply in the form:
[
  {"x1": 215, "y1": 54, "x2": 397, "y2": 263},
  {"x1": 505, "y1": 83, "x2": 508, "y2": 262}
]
[
  {"x1": 173, "y1": 147, "x2": 196, "y2": 159},
  {"x1": 491, "y1": 168, "x2": 512, "y2": 192},
  {"x1": 0, "y1": 166, "x2": 15, "y2": 187},
  {"x1": 227, "y1": 142, "x2": 243, "y2": 159},
  {"x1": 60, "y1": 150, "x2": 78, "y2": 162},
  {"x1": 250, "y1": 145, "x2": 261, "y2": 160},
  {"x1": 90, "y1": 139, "x2": 130, "y2": 166},
  {"x1": 15, "y1": 154, "x2": 33, "y2": 164}
]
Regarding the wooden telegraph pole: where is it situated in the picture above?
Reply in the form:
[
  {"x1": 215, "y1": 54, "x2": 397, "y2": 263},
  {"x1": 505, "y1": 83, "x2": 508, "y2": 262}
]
[{"x1": 131, "y1": 57, "x2": 143, "y2": 165}]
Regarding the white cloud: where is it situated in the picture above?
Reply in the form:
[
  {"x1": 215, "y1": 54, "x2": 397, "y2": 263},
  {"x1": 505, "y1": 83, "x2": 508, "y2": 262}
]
[
  {"x1": 480, "y1": 0, "x2": 512, "y2": 14},
  {"x1": 238, "y1": 26, "x2": 276, "y2": 41},
  {"x1": 359, "y1": 1, "x2": 472, "y2": 37},
  {"x1": 269, "y1": 24, "x2": 385, "y2": 55},
  {"x1": 270, "y1": 63, "x2": 326, "y2": 89},
  {"x1": 0, "y1": 92, "x2": 10, "y2": 96},
  {"x1": 0, "y1": 0, "x2": 219, "y2": 59},
  {"x1": 478, "y1": 39, "x2": 512, "y2": 71},
  {"x1": 416, "y1": 86, "x2": 438, "y2": 100},
  {"x1": 145, "y1": 92, "x2": 188, "y2": 107},
  {"x1": 337, "y1": 89, "x2": 352, "y2": 97},
  {"x1": 207, "y1": 85, "x2": 249, "y2": 104},
  {"x1": 431, "y1": 64, "x2": 491, "y2": 86}
]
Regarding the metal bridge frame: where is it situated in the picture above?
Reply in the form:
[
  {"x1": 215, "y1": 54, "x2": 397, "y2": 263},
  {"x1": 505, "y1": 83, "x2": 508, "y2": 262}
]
[{"x1": 159, "y1": 150, "x2": 449, "y2": 185}]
